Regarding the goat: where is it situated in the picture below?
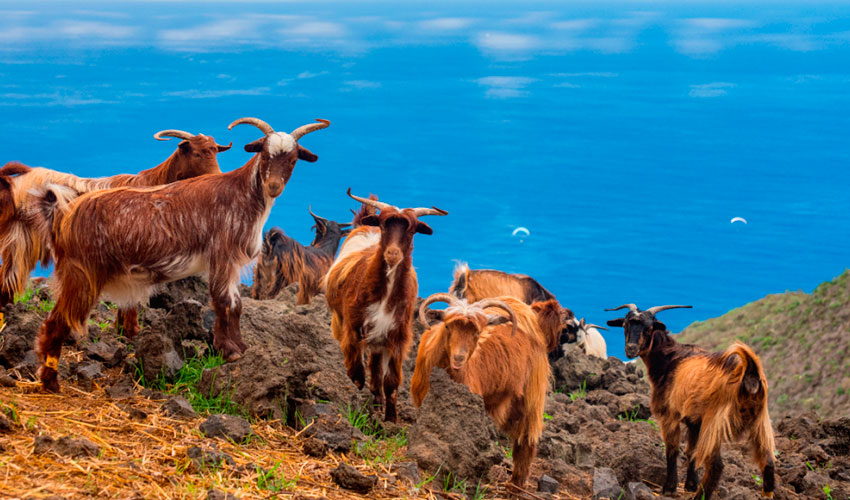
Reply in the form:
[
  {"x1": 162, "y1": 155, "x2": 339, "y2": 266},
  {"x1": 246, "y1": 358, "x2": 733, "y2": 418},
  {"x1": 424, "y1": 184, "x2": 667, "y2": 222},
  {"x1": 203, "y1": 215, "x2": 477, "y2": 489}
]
[
  {"x1": 251, "y1": 207, "x2": 351, "y2": 303},
  {"x1": 575, "y1": 318, "x2": 608, "y2": 358},
  {"x1": 0, "y1": 129, "x2": 230, "y2": 336},
  {"x1": 606, "y1": 304, "x2": 775, "y2": 500},
  {"x1": 325, "y1": 190, "x2": 447, "y2": 422},
  {"x1": 31, "y1": 117, "x2": 328, "y2": 393},
  {"x1": 412, "y1": 293, "x2": 550, "y2": 488},
  {"x1": 450, "y1": 262, "x2": 578, "y2": 361}
]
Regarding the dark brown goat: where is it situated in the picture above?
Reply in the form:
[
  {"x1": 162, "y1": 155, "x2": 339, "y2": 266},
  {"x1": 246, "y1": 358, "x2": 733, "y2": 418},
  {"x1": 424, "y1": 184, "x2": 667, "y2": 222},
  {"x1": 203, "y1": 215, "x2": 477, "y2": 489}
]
[
  {"x1": 450, "y1": 262, "x2": 578, "y2": 361},
  {"x1": 606, "y1": 304, "x2": 775, "y2": 500},
  {"x1": 31, "y1": 117, "x2": 328, "y2": 393},
  {"x1": 0, "y1": 129, "x2": 230, "y2": 336},
  {"x1": 325, "y1": 190, "x2": 447, "y2": 422},
  {"x1": 412, "y1": 294, "x2": 550, "y2": 488},
  {"x1": 251, "y1": 207, "x2": 351, "y2": 303}
]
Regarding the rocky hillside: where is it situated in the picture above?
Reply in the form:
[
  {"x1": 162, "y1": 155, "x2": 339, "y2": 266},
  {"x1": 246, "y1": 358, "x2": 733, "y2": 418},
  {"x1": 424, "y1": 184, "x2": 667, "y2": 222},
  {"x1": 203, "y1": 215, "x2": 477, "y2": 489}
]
[
  {"x1": 679, "y1": 270, "x2": 850, "y2": 419},
  {"x1": 1, "y1": 278, "x2": 849, "y2": 499}
]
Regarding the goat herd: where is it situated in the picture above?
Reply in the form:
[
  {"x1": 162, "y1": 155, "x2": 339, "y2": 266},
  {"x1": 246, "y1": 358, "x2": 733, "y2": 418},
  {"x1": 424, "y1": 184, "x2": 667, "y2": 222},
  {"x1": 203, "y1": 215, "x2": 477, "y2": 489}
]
[{"x1": 0, "y1": 118, "x2": 775, "y2": 499}]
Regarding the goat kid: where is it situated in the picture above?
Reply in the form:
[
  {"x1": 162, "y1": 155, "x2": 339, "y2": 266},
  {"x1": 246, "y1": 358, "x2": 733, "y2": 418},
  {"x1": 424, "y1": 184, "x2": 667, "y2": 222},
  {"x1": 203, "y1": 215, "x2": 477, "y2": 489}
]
[
  {"x1": 412, "y1": 294, "x2": 550, "y2": 488},
  {"x1": 252, "y1": 207, "x2": 351, "y2": 303},
  {"x1": 32, "y1": 117, "x2": 328, "y2": 393},
  {"x1": 0, "y1": 129, "x2": 230, "y2": 335},
  {"x1": 606, "y1": 304, "x2": 775, "y2": 500},
  {"x1": 450, "y1": 262, "x2": 578, "y2": 361},
  {"x1": 325, "y1": 189, "x2": 447, "y2": 422}
]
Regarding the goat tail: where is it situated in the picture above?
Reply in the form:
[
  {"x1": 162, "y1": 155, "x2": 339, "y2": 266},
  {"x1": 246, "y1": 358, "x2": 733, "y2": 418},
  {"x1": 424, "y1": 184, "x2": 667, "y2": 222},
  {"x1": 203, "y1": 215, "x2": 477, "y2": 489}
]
[
  {"x1": 693, "y1": 342, "x2": 774, "y2": 469},
  {"x1": 450, "y1": 261, "x2": 470, "y2": 299},
  {"x1": 519, "y1": 350, "x2": 551, "y2": 447}
]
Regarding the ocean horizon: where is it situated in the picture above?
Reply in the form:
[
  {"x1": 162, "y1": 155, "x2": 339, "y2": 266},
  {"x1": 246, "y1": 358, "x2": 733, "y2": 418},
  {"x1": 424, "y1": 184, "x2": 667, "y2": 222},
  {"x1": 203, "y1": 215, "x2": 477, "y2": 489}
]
[{"x1": 2, "y1": 1, "x2": 849, "y2": 359}]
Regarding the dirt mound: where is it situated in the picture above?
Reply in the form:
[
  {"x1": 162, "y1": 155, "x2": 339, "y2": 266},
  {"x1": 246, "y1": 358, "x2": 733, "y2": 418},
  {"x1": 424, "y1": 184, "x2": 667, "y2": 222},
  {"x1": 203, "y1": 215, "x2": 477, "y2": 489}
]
[{"x1": 678, "y1": 270, "x2": 850, "y2": 419}]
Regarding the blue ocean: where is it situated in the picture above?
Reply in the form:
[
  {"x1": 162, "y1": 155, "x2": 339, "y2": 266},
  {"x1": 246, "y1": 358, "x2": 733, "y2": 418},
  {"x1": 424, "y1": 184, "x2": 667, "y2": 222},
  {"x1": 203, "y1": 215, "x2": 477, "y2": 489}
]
[{"x1": 2, "y1": 2, "x2": 849, "y2": 359}]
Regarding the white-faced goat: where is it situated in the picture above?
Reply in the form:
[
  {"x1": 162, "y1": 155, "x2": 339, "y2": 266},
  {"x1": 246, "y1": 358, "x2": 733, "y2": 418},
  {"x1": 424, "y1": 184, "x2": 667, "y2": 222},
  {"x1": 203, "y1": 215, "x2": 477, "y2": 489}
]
[
  {"x1": 32, "y1": 117, "x2": 328, "y2": 393},
  {"x1": 606, "y1": 304, "x2": 775, "y2": 500},
  {"x1": 575, "y1": 318, "x2": 608, "y2": 358}
]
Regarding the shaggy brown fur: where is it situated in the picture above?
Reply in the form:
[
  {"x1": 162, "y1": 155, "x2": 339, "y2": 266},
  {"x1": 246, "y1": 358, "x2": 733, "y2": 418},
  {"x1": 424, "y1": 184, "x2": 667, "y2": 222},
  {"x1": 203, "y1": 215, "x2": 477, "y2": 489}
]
[
  {"x1": 607, "y1": 305, "x2": 775, "y2": 500},
  {"x1": 412, "y1": 295, "x2": 550, "y2": 488},
  {"x1": 251, "y1": 211, "x2": 350, "y2": 303},
  {"x1": 0, "y1": 132, "x2": 230, "y2": 334},
  {"x1": 325, "y1": 191, "x2": 447, "y2": 422},
  {"x1": 450, "y1": 263, "x2": 577, "y2": 361},
  {"x1": 31, "y1": 118, "x2": 328, "y2": 393}
]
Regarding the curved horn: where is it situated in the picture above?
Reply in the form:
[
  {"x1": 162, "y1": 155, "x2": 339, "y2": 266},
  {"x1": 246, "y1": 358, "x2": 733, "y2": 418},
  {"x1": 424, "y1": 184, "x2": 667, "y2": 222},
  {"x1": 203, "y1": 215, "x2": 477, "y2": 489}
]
[
  {"x1": 228, "y1": 117, "x2": 274, "y2": 135},
  {"x1": 290, "y1": 119, "x2": 330, "y2": 141},
  {"x1": 645, "y1": 305, "x2": 692, "y2": 315},
  {"x1": 308, "y1": 205, "x2": 328, "y2": 224},
  {"x1": 154, "y1": 129, "x2": 195, "y2": 141},
  {"x1": 474, "y1": 299, "x2": 518, "y2": 337},
  {"x1": 418, "y1": 293, "x2": 461, "y2": 329},
  {"x1": 604, "y1": 304, "x2": 639, "y2": 313},
  {"x1": 412, "y1": 206, "x2": 449, "y2": 217},
  {"x1": 585, "y1": 323, "x2": 608, "y2": 331},
  {"x1": 347, "y1": 187, "x2": 395, "y2": 212}
]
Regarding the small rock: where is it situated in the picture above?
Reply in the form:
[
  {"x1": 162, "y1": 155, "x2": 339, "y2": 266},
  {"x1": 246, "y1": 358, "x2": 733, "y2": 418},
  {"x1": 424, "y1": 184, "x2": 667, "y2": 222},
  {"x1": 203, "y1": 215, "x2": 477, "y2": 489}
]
[
  {"x1": 330, "y1": 463, "x2": 377, "y2": 494},
  {"x1": 538, "y1": 474, "x2": 560, "y2": 493},
  {"x1": 74, "y1": 361, "x2": 104, "y2": 386},
  {"x1": 391, "y1": 461, "x2": 421, "y2": 484},
  {"x1": 163, "y1": 396, "x2": 197, "y2": 419},
  {"x1": 54, "y1": 436, "x2": 100, "y2": 457},
  {"x1": 33, "y1": 435, "x2": 55, "y2": 454},
  {"x1": 124, "y1": 407, "x2": 148, "y2": 421},
  {"x1": 0, "y1": 413, "x2": 15, "y2": 433},
  {"x1": 105, "y1": 378, "x2": 135, "y2": 399},
  {"x1": 206, "y1": 489, "x2": 239, "y2": 500},
  {"x1": 626, "y1": 481, "x2": 654, "y2": 500},
  {"x1": 187, "y1": 446, "x2": 235, "y2": 473},
  {"x1": 83, "y1": 341, "x2": 125, "y2": 367},
  {"x1": 593, "y1": 467, "x2": 622, "y2": 500},
  {"x1": 301, "y1": 437, "x2": 327, "y2": 458},
  {"x1": 199, "y1": 414, "x2": 252, "y2": 442}
]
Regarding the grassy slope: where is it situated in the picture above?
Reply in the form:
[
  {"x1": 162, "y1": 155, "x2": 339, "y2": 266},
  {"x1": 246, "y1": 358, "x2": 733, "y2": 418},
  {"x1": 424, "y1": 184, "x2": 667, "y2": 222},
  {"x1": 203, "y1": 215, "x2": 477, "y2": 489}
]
[{"x1": 677, "y1": 270, "x2": 850, "y2": 418}]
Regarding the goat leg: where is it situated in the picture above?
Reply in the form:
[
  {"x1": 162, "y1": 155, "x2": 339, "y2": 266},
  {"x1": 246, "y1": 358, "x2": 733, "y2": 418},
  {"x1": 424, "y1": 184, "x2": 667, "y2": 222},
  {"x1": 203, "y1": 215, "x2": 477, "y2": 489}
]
[
  {"x1": 382, "y1": 354, "x2": 403, "y2": 423},
  {"x1": 684, "y1": 419, "x2": 702, "y2": 491},
  {"x1": 509, "y1": 438, "x2": 537, "y2": 488},
  {"x1": 762, "y1": 457, "x2": 775, "y2": 497},
  {"x1": 693, "y1": 452, "x2": 723, "y2": 500},
  {"x1": 662, "y1": 423, "x2": 682, "y2": 495},
  {"x1": 368, "y1": 350, "x2": 385, "y2": 409},
  {"x1": 116, "y1": 307, "x2": 141, "y2": 338}
]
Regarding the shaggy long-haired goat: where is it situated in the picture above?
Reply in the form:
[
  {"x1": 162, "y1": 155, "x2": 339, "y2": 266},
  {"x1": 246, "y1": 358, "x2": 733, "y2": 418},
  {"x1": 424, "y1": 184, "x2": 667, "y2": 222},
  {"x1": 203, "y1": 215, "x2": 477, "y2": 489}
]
[
  {"x1": 412, "y1": 293, "x2": 550, "y2": 488},
  {"x1": 325, "y1": 190, "x2": 447, "y2": 422},
  {"x1": 450, "y1": 263, "x2": 579, "y2": 361},
  {"x1": 0, "y1": 129, "x2": 230, "y2": 335},
  {"x1": 252, "y1": 207, "x2": 351, "y2": 303},
  {"x1": 606, "y1": 303, "x2": 775, "y2": 500},
  {"x1": 31, "y1": 117, "x2": 328, "y2": 393}
]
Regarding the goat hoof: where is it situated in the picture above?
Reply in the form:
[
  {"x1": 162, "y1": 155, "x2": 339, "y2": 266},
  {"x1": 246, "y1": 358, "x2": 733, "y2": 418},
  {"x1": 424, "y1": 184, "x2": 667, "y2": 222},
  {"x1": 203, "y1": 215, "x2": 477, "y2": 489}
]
[
  {"x1": 662, "y1": 485, "x2": 677, "y2": 495},
  {"x1": 38, "y1": 368, "x2": 61, "y2": 394},
  {"x1": 685, "y1": 480, "x2": 698, "y2": 492},
  {"x1": 762, "y1": 492, "x2": 774, "y2": 498},
  {"x1": 224, "y1": 351, "x2": 242, "y2": 363}
]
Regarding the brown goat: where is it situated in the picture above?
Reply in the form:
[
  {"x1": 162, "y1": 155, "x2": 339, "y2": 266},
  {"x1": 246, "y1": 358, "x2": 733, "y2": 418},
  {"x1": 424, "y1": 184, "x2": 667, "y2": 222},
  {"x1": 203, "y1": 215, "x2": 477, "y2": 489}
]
[
  {"x1": 606, "y1": 304, "x2": 775, "y2": 500},
  {"x1": 0, "y1": 129, "x2": 230, "y2": 336},
  {"x1": 251, "y1": 207, "x2": 351, "y2": 303},
  {"x1": 31, "y1": 117, "x2": 328, "y2": 393},
  {"x1": 325, "y1": 190, "x2": 447, "y2": 422},
  {"x1": 450, "y1": 262, "x2": 577, "y2": 361},
  {"x1": 412, "y1": 294, "x2": 550, "y2": 488}
]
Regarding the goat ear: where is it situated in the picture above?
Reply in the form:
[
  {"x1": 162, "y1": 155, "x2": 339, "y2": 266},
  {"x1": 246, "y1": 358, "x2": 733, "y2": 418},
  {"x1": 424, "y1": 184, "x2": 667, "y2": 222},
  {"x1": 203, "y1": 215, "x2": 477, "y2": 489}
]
[
  {"x1": 415, "y1": 221, "x2": 434, "y2": 235},
  {"x1": 298, "y1": 145, "x2": 318, "y2": 162},
  {"x1": 486, "y1": 314, "x2": 510, "y2": 326},
  {"x1": 424, "y1": 309, "x2": 445, "y2": 325},
  {"x1": 361, "y1": 215, "x2": 380, "y2": 227},
  {"x1": 652, "y1": 320, "x2": 666, "y2": 331},
  {"x1": 244, "y1": 138, "x2": 264, "y2": 153},
  {"x1": 178, "y1": 140, "x2": 192, "y2": 151},
  {"x1": 216, "y1": 142, "x2": 232, "y2": 152},
  {"x1": 606, "y1": 318, "x2": 624, "y2": 327}
]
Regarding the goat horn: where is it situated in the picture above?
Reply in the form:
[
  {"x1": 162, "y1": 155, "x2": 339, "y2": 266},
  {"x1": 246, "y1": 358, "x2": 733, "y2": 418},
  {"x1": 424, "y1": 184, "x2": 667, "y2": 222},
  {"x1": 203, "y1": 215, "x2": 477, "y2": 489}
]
[
  {"x1": 412, "y1": 206, "x2": 449, "y2": 217},
  {"x1": 339, "y1": 222, "x2": 353, "y2": 228},
  {"x1": 347, "y1": 188, "x2": 396, "y2": 211},
  {"x1": 418, "y1": 293, "x2": 461, "y2": 329},
  {"x1": 604, "y1": 304, "x2": 639, "y2": 313},
  {"x1": 290, "y1": 119, "x2": 330, "y2": 141},
  {"x1": 308, "y1": 205, "x2": 328, "y2": 223},
  {"x1": 154, "y1": 129, "x2": 195, "y2": 141},
  {"x1": 645, "y1": 305, "x2": 692, "y2": 315},
  {"x1": 228, "y1": 117, "x2": 275, "y2": 135},
  {"x1": 474, "y1": 299, "x2": 518, "y2": 337},
  {"x1": 585, "y1": 323, "x2": 608, "y2": 331}
]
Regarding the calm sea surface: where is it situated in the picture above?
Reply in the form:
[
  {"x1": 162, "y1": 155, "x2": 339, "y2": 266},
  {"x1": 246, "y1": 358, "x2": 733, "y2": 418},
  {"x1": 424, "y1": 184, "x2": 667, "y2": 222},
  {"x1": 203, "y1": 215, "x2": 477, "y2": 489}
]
[{"x1": 2, "y1": 1, "x2": 849, "y2": 358}]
